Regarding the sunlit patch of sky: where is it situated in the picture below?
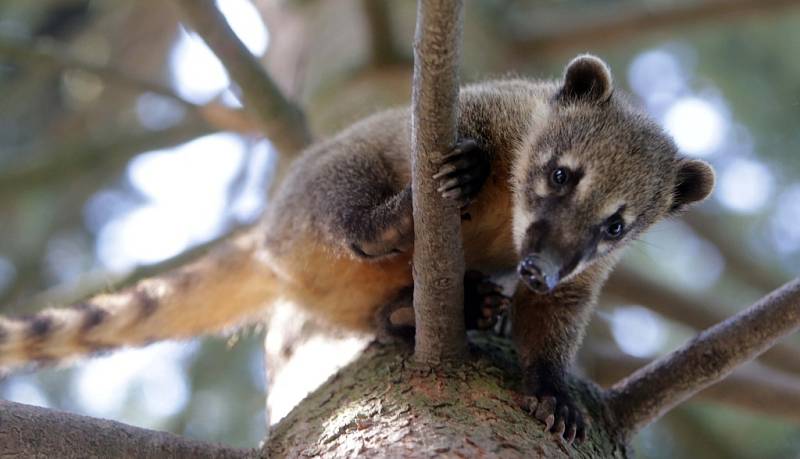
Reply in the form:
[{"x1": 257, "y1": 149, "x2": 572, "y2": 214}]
[
  {"x1": 770, "y1": 184, "x2": 800, "y2": 254},
  {"x1": 628, "y1": 49, "x2": 687, "y2": 113},
  {"x1": 268, "y1": 333, "x2": 369, "y2": 424},
  {"x1": 1, "y1": 375, "x2": 51, "y2": 408},
  {"x1": 717, "y1": 158, "x2": 773, "y2": 214},
  {"x1": 170, "y1": 0, "x2": 269, "y2": 104},
  {"x1": 0, "y1": 255, "x2": 15, "y2": 294},
  {"x1": 43, "y1": 231, "x2": 91, "y2": 285},
  {"x1": 135, "y1": 93, "x2": 186, "y2": 131},
  {"x1": 638, "y1": 220, "x2": 725, "y2": 291},
  {"x1": 663, "y1": 97, "x2": 726, "y2": 157},
  {"x1": 70, "y1": 342, "x2": 198, "y2": 422},
  {"x1": 95, "y1": 133, "x2": 247, "y2": 272},
  {"x1": 185, "y1": 389, "x2": 232, "y2": 439},
  {"x1": 230, "y1": 139, "x2": 275, "y2": 222},
  {"x1": 609, "y1": 306, "x2": 666, "y2": 358}
]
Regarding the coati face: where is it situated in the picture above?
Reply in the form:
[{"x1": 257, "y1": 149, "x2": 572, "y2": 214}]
[{"x1": 512, "y1": 55, "x2": 715, "y2": 293}]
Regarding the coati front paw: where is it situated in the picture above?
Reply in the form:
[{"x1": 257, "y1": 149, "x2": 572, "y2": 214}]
[
  {"x1": 433, "y1": 139, "x2": 490, "y2": 206},
  {"x1": 463, "y1": 270, "x2": 509, "y2": 330},
  {"x1": 520, "y1": 372, "x2": 587, "y2": 444}
]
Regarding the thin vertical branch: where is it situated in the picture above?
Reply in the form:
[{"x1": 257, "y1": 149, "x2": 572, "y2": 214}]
[
  {"x1": 606, "y1": 277, "x2": 800, "y2": 437},
  {"x1": 411, "y1": 0, "x2": 467, "y2": 363}
]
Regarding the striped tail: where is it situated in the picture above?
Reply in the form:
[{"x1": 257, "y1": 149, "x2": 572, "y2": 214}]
[{"x1": 0, "y1": 231, "x2": 279, "y2": 374}]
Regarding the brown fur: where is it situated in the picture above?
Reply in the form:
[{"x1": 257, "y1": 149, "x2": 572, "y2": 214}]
[{"x1": 0, "y1": 53, "x2": 714, "y2": 434}]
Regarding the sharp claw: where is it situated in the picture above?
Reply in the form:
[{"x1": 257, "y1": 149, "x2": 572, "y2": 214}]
[
  {"x1": 442, "y1": 189, "x2": 462, "y2": 200},
  {"x1": 544, "y1": 414, "x2": 555, "y2": 432},
  {"x1": 433, "y1": 165, "x2": 456, "y2": 179},
  {"x1": 566, "y1": 425, "x2": 577, "y2": 444}
]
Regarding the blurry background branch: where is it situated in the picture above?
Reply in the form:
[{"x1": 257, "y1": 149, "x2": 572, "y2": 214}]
[
  {"x1": 0, "y1": 120, "x2": 213, "y2": 199},
  {"x1": 175, "y1": 0, "x2": 311, "y2": 157},
  {"x1": 0, "y1": 37, "x2": 257, "y2": 135},
  {"x1": 510, "y1": 0, "x2": 800, "y2": 56},
  {"x1": 605, "y1": 266, "x2": 800, "y2": 375}
]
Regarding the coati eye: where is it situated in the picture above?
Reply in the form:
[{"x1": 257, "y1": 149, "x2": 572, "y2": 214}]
[
  {"x1": 604, "y1": 218, "x2": 625, "y2": 240},
  {"x1": 550, "y1": 167, "x2": 570, "y2": 187}
]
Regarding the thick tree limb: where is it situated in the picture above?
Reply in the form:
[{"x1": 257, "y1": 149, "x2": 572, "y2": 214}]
[
  {"x1": 511, "y1": 0, "x2": 800, "y2": 56},
  {"x1": 175, "y1": 0, "x2": 311, "y2": 156},
  {"x1": 410, "y1": 0, "x2": 467, "y2": 363},
  {"x1": 606, "y1": 277, "x2": 800, "y2": 436},
  {"x1": 0, "y1": 400, "x2": 254, "y2": 459},
  {"x1": 588, "y1": 348, "x2": 800, "y2": 424},
  {"x1": 605, "y1": 265, "x2": 800, "y2": 375},
  {"x1": 265, "y1": 337, "x2": 626, "y2": 458}
]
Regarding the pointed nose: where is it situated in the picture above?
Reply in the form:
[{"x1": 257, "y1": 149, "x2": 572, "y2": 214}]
[{"x1": 517, "y1": 255, "x2": 561, "y2": 293}]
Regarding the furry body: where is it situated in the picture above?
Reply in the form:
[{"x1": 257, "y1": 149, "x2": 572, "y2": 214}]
[{"x1": 0, "y1": 56, "x2": 714, "y2": 442}]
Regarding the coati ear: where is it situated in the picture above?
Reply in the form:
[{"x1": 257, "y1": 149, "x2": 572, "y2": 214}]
[
  {"x1": 671, "y1": 159, "x2": 715, "y2": 213},
  {"x1": 557, "y1": 54, "x2": 614, "y2": 104}
]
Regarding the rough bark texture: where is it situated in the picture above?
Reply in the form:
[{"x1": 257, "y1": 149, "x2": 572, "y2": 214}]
[
  {"x1": 0, "y1": 400, "x2": 254, "y2": 459},
  {"x1": 607, "y1": 277, "x2": 800, "y2": 436},
  {"x1": 264, "y1": 334, "x2": 627, "y2": 458},
  {"x1": 410, "y1": 0, "x2": 468, "y2": 363}
]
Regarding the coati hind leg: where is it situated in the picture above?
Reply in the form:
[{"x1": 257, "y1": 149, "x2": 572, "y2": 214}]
[
  {"x1": 346, "y1": 138, "x2": 490, "y2": 259},
  {"x1": 375, "y1": 271, "x2": 510, "y2": 343}
]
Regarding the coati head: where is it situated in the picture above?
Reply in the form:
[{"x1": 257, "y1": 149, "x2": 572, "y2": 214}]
[{"x1": 512, "y1": 54, "x2": 715, "y2": 293}]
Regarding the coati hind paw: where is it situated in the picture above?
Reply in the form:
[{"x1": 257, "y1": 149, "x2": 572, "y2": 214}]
[
  {"x1": 433, "y1": 139, "x2": 490, "y2": 206},
  {"x1": 463, "y1": 270, "x2": 509, "y2": 330},
  {"x1": 519, "y1": 390, "x2": 587, "y2": 444}
]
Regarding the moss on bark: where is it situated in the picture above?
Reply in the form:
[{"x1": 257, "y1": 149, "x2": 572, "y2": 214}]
[{"x1": 265, "y1": 333, "x2": 628, "y2": 458}]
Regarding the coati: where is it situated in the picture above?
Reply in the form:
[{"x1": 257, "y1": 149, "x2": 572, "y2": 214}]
[{"x1": 0, "y1": 55, "x2": 714, "y2": 443}]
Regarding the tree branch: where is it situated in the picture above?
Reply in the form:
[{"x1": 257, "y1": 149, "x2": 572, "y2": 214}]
[
  {"x1": 175, "y1": 0, "x2": 311, "y2": 156},
  {"x1": 605, "y1": 265, "x2": 800, "y2": 375},
  {"x1": 606, "y1": 277, "x2": 800, "y2": 436},
  {"x1": 511, "y1": 0, "x2": 800, "y2": 56},
  {"x1": 410, "y1": 0, "x2": 467, "y2": 363},
  {"x1": 0, "y1": 37, "x2": 257, "y2": 135},
  {"x1": 0, "y1": 400, "x2": 254, "y2": 459},
  {"x1": 588, "y1": 348, "x2": 800, "y2": 424},
  {"x1": 0, "y1": 121, "x2": 213, "y2": 198}
]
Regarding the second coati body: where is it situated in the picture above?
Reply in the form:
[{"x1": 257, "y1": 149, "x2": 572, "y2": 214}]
[{"x1": 0, "y1": 55, "x2": 714, "y2": 442}]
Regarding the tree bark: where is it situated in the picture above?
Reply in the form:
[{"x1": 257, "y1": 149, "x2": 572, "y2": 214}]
[
  {"x1": 410, "y1": 0, "x2": 468, "y2": 363},
  {"x1": 0, "y1": 400, "x2": 254, "y2": 459},
  {"x1": 264, "y1": 334, "x2": 628, "y2": 458}
]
